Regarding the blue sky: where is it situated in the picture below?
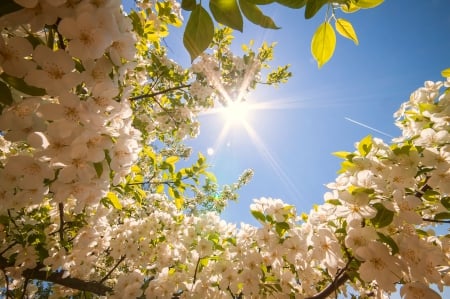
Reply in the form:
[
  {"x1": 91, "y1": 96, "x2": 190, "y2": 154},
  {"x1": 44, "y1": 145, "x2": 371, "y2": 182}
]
[
  {"x1": 175, "y1": 0, "x2": 450, "y2": 225},
  {"x1": 124, "y1": 0, "x2": 450, "y2": 222}
]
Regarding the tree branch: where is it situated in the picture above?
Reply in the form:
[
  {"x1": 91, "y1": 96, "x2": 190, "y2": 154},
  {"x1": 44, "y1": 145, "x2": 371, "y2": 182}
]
[
  {"x1": 100, "y1": 255, "x2": 125, "y2": 284},
  {"x1": 423, "y1": 218, "x2": 450, "y2": 224},
  {"x1": 58, "y1": 203, "x2": 65, "y2": 248},
  {"x1": 305, "y1": 272, "x2": 349, "y2": 299},
  {"x1": 0, "y1": 256, "x2": 112, "y2": 296}
]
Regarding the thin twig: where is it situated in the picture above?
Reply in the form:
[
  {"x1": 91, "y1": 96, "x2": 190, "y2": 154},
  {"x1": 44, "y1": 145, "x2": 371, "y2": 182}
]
[
  {"x1": 129, "y1": 84, "x2": 190, "y2": 101},
  {"x1": 58, "y1": 203, "x2": 65, "y2": 248},
  {"x1": 191, "y1": 257, "x2": 201, "y2": 291},
  {"x1": 20, "y1": 278, "x2": 29, "y2": 299},
  {"x1": 423, "y1": 218, "x2": 450, "y2": 224},
  {"x1": 100, "y1": 255, "x2": 126, "y2": 284}
]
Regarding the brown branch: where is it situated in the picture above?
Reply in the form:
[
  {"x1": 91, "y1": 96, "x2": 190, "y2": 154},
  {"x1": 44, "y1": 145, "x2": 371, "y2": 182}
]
[
  {"x1": 0, "y1": 256, "x2": 112, "y2": 296},
  {"x1": 305, "y1": 272, "x2": 349, "y2": 299},
  {"x1": 423, "y1": 218, "x2": 450, "y2": 224},
  {"x1": 58, "y1": 203, "x2": 65, "y2": 248},
  {"x1": 129, "y1": 84, "x2": 191, "y2": 101},
  {"x1": 100, "y1": 255, "x2": 125, "y2": 284}
]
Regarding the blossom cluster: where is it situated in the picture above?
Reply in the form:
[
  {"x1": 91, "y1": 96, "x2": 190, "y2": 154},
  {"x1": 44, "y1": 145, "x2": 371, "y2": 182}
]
[
  {"x1": 0, "y1": 0, "x2": 448, "y2": 298},
  {"x1": 0, "y1": 0, "x2": 142, "y2": 214}
]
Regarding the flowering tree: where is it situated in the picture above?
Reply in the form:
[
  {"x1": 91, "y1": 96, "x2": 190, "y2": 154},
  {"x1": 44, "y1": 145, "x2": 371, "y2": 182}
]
[{"x1": 0, "y1": 0, "x2": 449, "y2": 298}]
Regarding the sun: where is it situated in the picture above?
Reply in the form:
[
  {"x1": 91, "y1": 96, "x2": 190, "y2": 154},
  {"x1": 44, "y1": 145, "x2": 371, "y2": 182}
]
[{"x1": 221, "y1": 100, "x2": 251, "y2": 125}]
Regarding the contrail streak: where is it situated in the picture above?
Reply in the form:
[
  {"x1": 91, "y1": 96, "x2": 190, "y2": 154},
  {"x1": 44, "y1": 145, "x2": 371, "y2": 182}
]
[{"x1": 345, "y1": 117, "x2": 394, "y2": 138}]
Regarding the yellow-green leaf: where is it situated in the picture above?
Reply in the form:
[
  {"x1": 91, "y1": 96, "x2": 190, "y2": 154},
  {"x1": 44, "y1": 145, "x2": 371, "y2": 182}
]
[
  {"x1": 341, "y1": 2, "x2": 360, "y2": 13},
  {"x1": 107, "y1": 192, "x2": 122, "y2": 210},
  {"x1": 166, "y1": 156, "x2": 179, "y2": 165},
  {"x1": 239, "y1": 0, "x2": 280, "y2": 29},
  {"x1": 354, "y1": 0, "x2": 384, "y2": 9},
  {"x1": 332, "y1": 151, "x2": 353, "y2": 159},
  {"x1": 441, "y1": 68, "x2": 450, "y2": 78},
  {"x1": 357, "y1": 134, "x2": 372, "y2": 157},
  {"x1": 209, "y1": 0, "x2": 243, "y2": 32},
  {"x1": 183, "y1": 5, "x2": 214, "y2": 61},
  {"x1": 311, "y1": 22, "x2": 336, "y2": 68},
  {"x1": 156, "y1": 184, "x2": 164, "y2": 194},
  {"x1": 175, "y1": 195, "x2": 184, "y2": 210},
  {"x1": 335, "y1": 18, "x2": 358, "y2": 45}
]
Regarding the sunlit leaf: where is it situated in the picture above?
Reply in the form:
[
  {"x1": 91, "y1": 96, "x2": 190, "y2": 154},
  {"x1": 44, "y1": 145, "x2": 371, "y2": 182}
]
[
  {"x1": 311, "y1": 21, "x2": 336, "y2": 68},
  {"x1": 251, "y1": 210, "x2": 266, "y2": 223},
  {"x1": 357, "y1": 135, "x2": 372, "y2": 157},
  {"x1": 341, "y1": 1, "x2": 360, "y2": 13},
  {"x1": 183, "y1": 5, "x2": 214, "y2": 61},
  {"x1": 305, "y1": 0, "x2": 328, "y2": 19},
  {"x1": 335, "y1": 18, "x2": 358, "y2": 45},
  {"x1": 441, "y1": 68, "x2": 450, "y2": 78},
  {"x1": 332, "y1": 151, "x2": 353, "y2": 159},
  {"x1": 353, "y1": 0, "x2": 384, "y2": 9},
  {"x1": 106, "y1": 192, "x2": 122, "y2": 210},
  {"x1": 276, "y1": 0, "x2": 307, "y2": 9},
  {"x1": 209, "y1": 0, "x2": 243, "y2": 31},
  {"x1": 239, "y1": 0, "x2": 280, "y2": 29}
]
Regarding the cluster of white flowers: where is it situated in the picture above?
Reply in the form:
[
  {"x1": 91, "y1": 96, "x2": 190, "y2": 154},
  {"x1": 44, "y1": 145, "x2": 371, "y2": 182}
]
[
  {"x1": 0, "y1": 0, "x2": 449, "y2": 298},
  {"x1": 0, "y1": 0, "x2": 141, "y2": 214}
]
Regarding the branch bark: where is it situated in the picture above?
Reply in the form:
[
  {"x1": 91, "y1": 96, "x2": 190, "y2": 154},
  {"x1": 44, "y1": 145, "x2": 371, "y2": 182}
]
[
  {"x1": 305, "y1": 272, "x2": 349, "y2": 299},
  {"x1": 0, "y1": 256, "x2": 112, "y2": 296}
]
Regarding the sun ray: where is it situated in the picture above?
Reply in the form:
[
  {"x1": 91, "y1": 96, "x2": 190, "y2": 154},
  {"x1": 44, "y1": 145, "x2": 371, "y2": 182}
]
[{"x1": 241, "y1": 121, "x2": 304, "y2": 202}]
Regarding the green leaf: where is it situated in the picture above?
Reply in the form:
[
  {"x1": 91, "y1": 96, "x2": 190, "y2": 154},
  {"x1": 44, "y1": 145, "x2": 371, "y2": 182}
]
[
  {"x1": 209, "y1": 0, "x2": 243, "y2": 31},
  {"x1": 441, "y1": 197, "x2": 450, "y2": 209},
  {"x1": 377, "y1": 232, "x2": 399, "y2": 255},
  {"x1": 275, "y1": 222, "x2": 290, "y2": 236},
  {"x1": 305, "y1": 0, "x2": 328, "y2": 19},
  {"x1": 181, "y1": 0, "x2": 197, "y2": 11},
  {"x1": 183, "y1": 5, "x2": 214, "y2": 61},
  {"x1": 332, "y1": 151, "x2": 353, "y2": 159},
  {"x1": 106, "y1": 192, "x2": 122, "y2": 210},
  {"x1": 0, "y1": 80, "x2": 13, "y2": 108},
  {"x1": 370, "y1": 203, "x2": 394, "y2": 228},
  {"x1": 166, "y1": 156, "x2": 179, "y2": 165},
  {"x1": 276, "y1": 0, "x2": 307, "y2": 9},
  {"x1": 357, "y1": 134, "x2": 372, "y2": 157},
  {"x1": 251, "y1": 210, "x2": 266, "y2": 223},
  {"x1": 93, "y1": 162, "x2": 103, "y2": 178},
  {"x1": 0, "y1": 73, "x2": 46, "y2": 96},
  {"x1": 441, "y1": 68, "x2": 450, "y2": 78},
  {"x1": 311, "y1": 21, "x2": 336, "y2": 68},
  {"x1": 353, "y1": 0, "x2": 384, "y2": 9},
  {"x1": 239, "y1": 0, "x2": 280, "y2": 29},
  {"x1": 435, "y1": 212, "x2": 450, "y2": 220},
  {"x1": 326, "y1": 199, "x2": 342, "y2": 206},
  {"x1": 0, "y1": 0, "x2": 22, "y2": 18},
  {"x1": 335, "y1": 18, "x2": 358, "y2": 45}
]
